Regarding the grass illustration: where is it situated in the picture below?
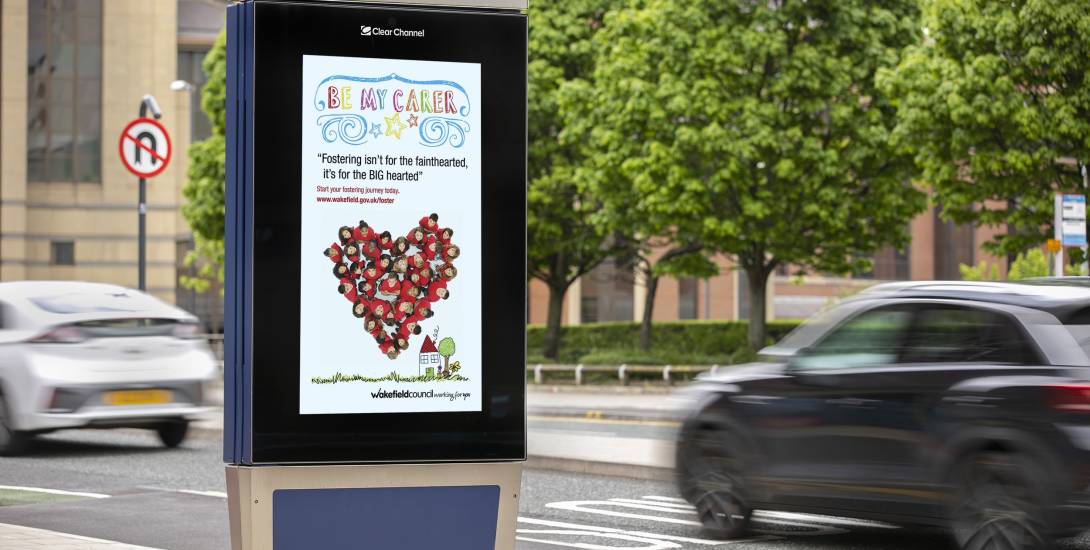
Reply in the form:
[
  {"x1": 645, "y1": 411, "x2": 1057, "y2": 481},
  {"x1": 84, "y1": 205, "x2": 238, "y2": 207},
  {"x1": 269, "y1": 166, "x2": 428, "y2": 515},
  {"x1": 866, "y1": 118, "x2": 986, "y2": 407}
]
[{"x1": 311, "y1": 371, "x2": 470, "y2": 385}]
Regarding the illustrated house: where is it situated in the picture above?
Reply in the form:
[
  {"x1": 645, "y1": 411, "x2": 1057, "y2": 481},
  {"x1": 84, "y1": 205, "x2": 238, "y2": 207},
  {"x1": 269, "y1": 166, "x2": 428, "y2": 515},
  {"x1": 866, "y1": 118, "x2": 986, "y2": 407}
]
[{"x1": 419, "y1": 336, "x2": 441, "y2": 375}]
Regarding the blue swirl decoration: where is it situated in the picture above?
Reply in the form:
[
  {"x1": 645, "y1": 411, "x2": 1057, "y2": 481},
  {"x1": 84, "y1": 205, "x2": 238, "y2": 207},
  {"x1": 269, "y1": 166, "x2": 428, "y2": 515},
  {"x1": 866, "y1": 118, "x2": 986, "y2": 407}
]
[
  {"x1": 317, "y1": 114, "x2": 369, "y2": 145},
  {"x1": 313, "y1": 73, "x2": 472, "y2": 118},
  {"x1": 419, "y1": 117, "x2": 470, "y2": 148}
]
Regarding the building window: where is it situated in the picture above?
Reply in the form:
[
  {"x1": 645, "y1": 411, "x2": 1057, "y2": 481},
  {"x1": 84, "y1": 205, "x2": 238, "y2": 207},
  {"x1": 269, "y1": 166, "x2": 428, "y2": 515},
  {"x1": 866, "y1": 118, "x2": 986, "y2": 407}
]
[
  {"x1": 50, "y1": 241, "x2": 74, "y2": 266},
  {"x1": 177, "y1": 48, "x2": 213, "y2": 143},
  {"x1": 27, "y1": 0, "x2": 103, "y2": 183},
  {"x1": 580, "y1": 257, "x2": 635, "y2": 323},
  {"x1": 858, "y1": 244, "x2": 911, "y2": 281},
  {"x1": 678, "y1": 278, "x2": 698, "y2": 320},
  {"x1": 935, "y1": 208, "x2": 975, "y2": 280}
]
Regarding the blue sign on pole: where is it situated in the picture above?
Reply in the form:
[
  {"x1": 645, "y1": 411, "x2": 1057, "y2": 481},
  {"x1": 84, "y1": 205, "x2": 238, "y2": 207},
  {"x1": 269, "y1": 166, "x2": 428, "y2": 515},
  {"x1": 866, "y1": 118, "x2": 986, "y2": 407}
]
[{"x1": 1061, "y1": 194, "x2": 1087, "y2": 247}]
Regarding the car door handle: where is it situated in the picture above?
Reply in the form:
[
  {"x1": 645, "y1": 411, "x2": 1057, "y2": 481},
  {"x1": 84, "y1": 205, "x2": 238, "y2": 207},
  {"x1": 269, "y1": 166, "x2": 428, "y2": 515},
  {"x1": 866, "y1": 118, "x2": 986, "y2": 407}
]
[{"x1": 825, "y1": 397, "x2": 879, "y2": 408}]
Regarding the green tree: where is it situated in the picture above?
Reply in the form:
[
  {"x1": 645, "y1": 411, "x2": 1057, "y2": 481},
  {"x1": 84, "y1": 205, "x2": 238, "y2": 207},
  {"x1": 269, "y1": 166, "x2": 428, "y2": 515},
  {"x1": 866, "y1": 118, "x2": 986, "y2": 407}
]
[
  {"x1": 879, "y1": 0, "x2": 1090, "y2": 260},
  {"x1": 528, "y1": 0, "x2": 629, "y2": 360},
  {"x1": 437, "y1": 337, "x2": 456, "y2": 372},
  {"x1": 180, "y1": 30, "x2": 227, "y2": 292},
  {"x1": 561, "y1": 0, "x2": 926, "y2": 351}
]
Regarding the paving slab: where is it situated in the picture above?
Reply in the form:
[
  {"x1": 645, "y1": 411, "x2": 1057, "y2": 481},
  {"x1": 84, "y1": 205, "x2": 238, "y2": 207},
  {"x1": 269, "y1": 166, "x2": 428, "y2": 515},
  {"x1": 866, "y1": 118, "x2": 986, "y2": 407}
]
[{"x1": 0, "y1": 522, "x2": 163, "y2": 550}]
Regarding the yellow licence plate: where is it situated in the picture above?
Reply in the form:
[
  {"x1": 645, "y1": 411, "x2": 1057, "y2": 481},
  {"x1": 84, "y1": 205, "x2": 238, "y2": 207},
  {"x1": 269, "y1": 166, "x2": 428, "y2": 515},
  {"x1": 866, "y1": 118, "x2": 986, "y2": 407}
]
[{"x1": 103, "y1": 390, "x2": 172, "y2": 406}]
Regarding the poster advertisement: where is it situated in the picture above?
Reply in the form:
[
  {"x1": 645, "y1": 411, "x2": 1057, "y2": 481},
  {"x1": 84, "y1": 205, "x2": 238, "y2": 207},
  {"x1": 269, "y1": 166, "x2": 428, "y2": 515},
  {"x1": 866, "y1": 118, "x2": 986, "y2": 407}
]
[{"x1": 299, "y1": 55, "x2": 482, "y2": 414}]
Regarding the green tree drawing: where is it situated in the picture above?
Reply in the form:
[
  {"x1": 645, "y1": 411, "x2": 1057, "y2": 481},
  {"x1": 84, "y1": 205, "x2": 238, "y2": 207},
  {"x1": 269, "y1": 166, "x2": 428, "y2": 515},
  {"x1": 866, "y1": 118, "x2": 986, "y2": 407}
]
[{"x1": 437, "y1": 337, "x2": 456, "y2": 372}]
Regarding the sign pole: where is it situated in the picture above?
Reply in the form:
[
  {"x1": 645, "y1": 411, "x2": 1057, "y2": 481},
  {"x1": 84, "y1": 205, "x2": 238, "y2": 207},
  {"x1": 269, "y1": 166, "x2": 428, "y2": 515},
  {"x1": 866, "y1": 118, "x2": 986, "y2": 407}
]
[
  {"x1": 1056, "y1": 194, "x2": 1064, "y2": 277},
  {"x1": 133, "y1": 95, "x2": 164, "y2": 291},
  {"x1": 139, "y1": 177, "x2": 146, "y2": 291}
]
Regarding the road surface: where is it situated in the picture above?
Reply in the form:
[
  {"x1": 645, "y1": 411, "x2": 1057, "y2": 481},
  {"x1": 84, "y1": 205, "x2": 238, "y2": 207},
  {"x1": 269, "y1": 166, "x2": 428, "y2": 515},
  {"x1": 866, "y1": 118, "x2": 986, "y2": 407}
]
[{"x1": 0, "y1": 419, "x2": 1088, "y2": 549}]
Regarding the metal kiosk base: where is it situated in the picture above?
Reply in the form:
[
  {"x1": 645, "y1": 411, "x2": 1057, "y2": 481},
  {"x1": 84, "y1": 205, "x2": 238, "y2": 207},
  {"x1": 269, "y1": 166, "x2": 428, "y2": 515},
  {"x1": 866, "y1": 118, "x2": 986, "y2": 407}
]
[{"x1": 226, "y1": 462, "x2": 523, "y2": 550}]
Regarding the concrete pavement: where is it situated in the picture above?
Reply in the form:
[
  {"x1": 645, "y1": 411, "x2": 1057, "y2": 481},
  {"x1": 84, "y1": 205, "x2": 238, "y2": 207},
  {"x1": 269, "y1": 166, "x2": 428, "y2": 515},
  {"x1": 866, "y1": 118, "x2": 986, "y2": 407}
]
[{"x1": 0, "y1": 522, "x2": 162, "y2": 549}]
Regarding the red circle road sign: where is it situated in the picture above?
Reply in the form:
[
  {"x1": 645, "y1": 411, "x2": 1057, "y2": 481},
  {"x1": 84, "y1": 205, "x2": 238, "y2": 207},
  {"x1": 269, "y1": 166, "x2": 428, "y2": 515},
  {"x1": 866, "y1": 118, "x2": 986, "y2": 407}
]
[{"x1": 118, "y1": 118, "x2": 172, "y2": 178}]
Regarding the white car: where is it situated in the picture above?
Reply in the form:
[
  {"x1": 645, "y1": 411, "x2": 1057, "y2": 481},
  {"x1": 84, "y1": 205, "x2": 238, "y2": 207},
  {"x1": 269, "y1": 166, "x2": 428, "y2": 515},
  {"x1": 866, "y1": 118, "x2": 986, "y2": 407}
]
[{"x1": 0, "y1": 281, "x2": 218, "y2": 455}]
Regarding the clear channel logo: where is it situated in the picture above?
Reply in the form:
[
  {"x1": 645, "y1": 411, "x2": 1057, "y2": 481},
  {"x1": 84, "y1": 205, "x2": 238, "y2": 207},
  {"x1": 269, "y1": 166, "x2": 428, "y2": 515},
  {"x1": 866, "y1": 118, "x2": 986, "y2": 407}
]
[{"x1": 360, "y1": 25, "x2": 425, "y2": 38}]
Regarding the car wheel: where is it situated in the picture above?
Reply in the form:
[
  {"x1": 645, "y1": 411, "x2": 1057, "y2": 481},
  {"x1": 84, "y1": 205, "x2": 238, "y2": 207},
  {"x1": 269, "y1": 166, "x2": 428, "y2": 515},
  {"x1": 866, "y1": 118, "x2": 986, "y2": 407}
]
[
  {"x1": 677, "y1": 423, "x2": 752, "y2": 539},
  {"x1": 951, "y1": 452, "x2": 1052, "y2": 550},
  {"x1": 156, "y1": 421, "x2": 189, "y2": 448},
  {"x1": 0, "y1": 393, "x2": 31, "y2": 456}
]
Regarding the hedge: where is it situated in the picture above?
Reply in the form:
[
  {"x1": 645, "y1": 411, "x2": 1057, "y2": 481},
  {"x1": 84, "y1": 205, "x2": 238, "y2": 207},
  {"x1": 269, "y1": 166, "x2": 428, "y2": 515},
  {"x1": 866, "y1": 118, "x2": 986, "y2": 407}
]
[{"x1": 526, "y1": 320, "x2": 803, "y2": 365}]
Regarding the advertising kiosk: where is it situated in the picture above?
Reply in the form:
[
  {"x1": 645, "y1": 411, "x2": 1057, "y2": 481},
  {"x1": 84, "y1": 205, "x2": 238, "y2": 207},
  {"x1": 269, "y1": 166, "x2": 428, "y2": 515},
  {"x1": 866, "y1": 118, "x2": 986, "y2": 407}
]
[{"x1": 223, "y1": 1, "x2": 527, "y2": 548}]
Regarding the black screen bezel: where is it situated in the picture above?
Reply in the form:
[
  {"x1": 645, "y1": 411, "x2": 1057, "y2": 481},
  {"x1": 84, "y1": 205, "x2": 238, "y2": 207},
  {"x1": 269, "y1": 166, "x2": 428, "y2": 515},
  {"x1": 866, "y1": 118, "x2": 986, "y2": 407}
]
[{"x1": 248, "y1": 1, "x2": 526, "y2": 464}]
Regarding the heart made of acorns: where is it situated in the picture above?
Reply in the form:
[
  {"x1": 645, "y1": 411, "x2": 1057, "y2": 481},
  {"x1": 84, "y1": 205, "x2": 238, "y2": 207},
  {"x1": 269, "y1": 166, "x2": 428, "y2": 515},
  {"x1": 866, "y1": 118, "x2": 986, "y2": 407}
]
[{"x1": 324, "y1": 213, "x2": 459, "y2": 360}]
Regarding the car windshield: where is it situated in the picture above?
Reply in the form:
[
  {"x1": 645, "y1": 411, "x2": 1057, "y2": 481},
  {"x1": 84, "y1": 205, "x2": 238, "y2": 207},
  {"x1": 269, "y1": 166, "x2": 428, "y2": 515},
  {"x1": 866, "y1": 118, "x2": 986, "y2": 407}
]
[
  {"x1": 28, "y1": 291, "x2": 164, "y2": 315},
  {"x1": 762, "y1": 300, "x2": 869, "y2": 357}
]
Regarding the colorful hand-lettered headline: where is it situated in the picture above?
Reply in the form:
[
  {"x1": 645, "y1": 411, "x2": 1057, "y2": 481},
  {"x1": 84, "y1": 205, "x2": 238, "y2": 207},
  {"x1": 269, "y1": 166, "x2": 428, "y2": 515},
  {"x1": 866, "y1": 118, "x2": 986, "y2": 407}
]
[{"x1": 313, "y1": 74, "x2": 472, "y2": 149}]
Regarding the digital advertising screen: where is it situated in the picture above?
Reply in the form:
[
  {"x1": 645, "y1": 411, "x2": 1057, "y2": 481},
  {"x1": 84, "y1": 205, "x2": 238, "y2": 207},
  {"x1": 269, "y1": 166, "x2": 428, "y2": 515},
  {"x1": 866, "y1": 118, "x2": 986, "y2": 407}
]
[
  {"x1": 300, "y1": 55, "x2": 483, "y2": 415},
  {"x1": 225, "y1": 0, "x2": 526, "y2": 464}
]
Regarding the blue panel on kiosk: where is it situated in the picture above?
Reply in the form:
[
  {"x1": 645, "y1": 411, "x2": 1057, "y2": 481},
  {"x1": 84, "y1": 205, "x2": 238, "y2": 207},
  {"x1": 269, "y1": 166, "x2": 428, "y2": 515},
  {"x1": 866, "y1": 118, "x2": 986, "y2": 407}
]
[
  {"x1": 272, "y1": 485, "x2": 501, "y2": 550},
  {"x1": 224, "y1": 1, "x2": 255, "y2": 464}
]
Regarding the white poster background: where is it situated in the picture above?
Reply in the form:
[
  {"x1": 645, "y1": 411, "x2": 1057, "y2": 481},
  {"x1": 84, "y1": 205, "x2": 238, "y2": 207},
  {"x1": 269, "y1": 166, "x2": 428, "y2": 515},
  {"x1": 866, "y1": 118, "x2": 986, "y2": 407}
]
[{"x1": 299, "y1": 55, "x2": 482, "y2": 414}]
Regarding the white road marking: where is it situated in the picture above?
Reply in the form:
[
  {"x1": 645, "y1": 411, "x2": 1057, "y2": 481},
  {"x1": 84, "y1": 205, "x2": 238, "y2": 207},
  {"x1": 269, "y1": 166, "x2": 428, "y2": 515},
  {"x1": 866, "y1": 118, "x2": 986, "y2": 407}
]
[
  {"x1": 609, "y1": 498, "x2": 696, "y2": 512},
  {"x1": 517, "y1": 529, "x2": 679, "y2": 550},
  {"x1": 644, "y1": 496, "x2": 689, "y2": 504},
  {"x1": 176, "y1": 489, "x2": 227, "y2": 498},
  {"x1": 544, "y1": 498, "x2": 848, "y2": 536},
  {"x1": 0, "y1": 484, "x2": 110, "y2": 499},
  {"x1": 517, "y1": 516, "x2": 770, "y2": 546},
  {"x1": 638, "y1": 496, "x2": 900, "y2": 530}
]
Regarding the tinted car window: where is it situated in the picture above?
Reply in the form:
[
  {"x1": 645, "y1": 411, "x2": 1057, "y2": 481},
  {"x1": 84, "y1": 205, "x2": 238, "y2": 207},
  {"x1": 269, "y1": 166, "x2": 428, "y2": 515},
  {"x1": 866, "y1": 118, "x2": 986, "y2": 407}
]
[
  {"x1": 901, "y1": 306, "x2": 1036, "y2": 364},
  {"x1": 792, "y1": 307, "x2": 912, "y2": 370}
]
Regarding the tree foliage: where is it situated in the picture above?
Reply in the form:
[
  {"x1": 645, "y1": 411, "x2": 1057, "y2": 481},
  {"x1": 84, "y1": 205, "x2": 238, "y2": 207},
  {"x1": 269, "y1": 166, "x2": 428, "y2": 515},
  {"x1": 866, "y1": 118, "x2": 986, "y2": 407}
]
[
  {"x1": 562, "y1": 0, "x2": 926, "y2": 350},
  {"x1": 528, "y1": 0, "x2": 629, "y2": 359},
  {"x1": 180, "y1": 30, "x2": 227, "y2": 293},
  {"x1": 1007, "y1": 248, "x2": 1049, "y2": 281},
  {"x1": 437, "y1": 337, "x2": 456, "y2": 358},
  {"x1": 879, "y1": 0, "x2": 1090, "y2": 258},
  {"x1": 959, "y1": 249, "x2": 1048, "y2": 281}
]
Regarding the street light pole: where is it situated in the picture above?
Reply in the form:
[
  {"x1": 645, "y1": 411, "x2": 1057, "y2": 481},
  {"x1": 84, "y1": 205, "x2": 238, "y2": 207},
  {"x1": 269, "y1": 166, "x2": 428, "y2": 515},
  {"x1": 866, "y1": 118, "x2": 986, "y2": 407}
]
[{"x1": 137, "y1": 95, "x2": 162, "y2": 291}]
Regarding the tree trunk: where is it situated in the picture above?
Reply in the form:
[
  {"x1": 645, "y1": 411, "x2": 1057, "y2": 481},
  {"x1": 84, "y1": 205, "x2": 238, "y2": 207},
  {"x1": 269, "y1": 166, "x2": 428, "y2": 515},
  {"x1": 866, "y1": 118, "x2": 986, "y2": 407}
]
[
  {"x1": 746, "y1": 266, "x2": 769, "y2": 353},
  {"x1": 443, "y1": 355, "x2": 449, "y2": 372},
  {"x1": 639, "y1": 274, "x2": 659, "y2": 351},
  {"x1": 543, "y1": 284, "x2": 566, "y2": 360}
]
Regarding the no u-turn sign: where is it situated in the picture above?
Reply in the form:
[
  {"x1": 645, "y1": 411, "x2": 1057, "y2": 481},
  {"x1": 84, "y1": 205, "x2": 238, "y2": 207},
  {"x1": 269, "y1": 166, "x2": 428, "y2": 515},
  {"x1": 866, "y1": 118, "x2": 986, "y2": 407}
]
[{"x1": 118, "y1": 117, "x2": 172, "y2": 178}]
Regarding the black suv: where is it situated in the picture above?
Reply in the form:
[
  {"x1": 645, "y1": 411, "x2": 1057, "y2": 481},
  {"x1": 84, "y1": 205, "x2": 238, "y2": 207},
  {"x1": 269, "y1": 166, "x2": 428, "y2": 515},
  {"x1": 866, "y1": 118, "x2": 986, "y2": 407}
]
[{"x1": 675, "y1": 281, "x2": 1090, "y2": 549}]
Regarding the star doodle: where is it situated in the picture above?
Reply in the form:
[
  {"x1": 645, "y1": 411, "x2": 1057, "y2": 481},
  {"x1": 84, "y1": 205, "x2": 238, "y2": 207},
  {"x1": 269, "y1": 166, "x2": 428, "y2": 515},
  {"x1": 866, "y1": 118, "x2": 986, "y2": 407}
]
[
  {"x1": 407, "y1": 114, "x2": 419, "y2": 128},
  {"x1": 385, "y1": 112, "x2": 408, "y2": 139},
  {"x1": 369, "y1": 122, "x2": 383, "y2": 138}
]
